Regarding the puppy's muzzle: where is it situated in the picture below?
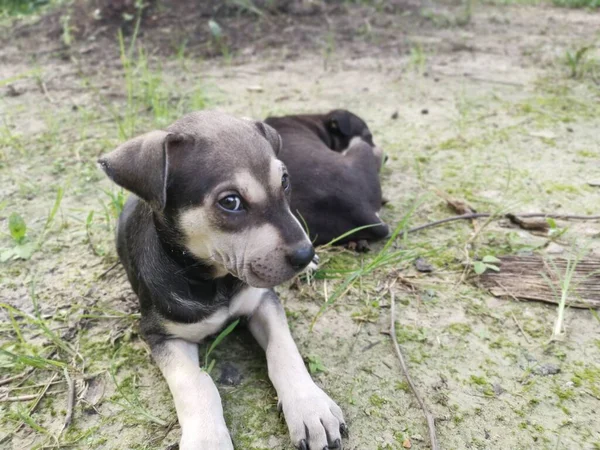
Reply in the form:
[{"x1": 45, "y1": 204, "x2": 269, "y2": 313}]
[{"x1": 286, "y1": 243, "x2": 315, "y2": 271}]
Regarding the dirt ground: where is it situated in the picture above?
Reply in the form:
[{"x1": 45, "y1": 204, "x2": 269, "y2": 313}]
[{"x1": 1, "y1": 1, "x2": 600, "y2": 449}]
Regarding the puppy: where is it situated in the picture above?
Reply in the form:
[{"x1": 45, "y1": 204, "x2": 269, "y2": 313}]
[
  {"x1": 265, "y1": 110, "x2": 389, "y2": 246},
  {"x1": 98, "y1": 111, "x2": 346, "y2": 450}
]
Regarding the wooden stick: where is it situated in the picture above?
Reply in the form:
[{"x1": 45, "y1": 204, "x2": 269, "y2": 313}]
[
  {"x1": 405, "y1": 212, "x2": 600, "y2": 235},
  {"x1": 389, "y1": 292, "x2": 439, "y2": 450}
]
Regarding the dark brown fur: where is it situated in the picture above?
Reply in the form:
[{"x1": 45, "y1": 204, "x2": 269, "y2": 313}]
[{"x1": 265, "y1": 110, "x2": 388, "y2": 246}]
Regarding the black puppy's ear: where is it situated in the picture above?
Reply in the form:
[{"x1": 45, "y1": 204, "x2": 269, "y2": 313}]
[
  {"x1": 98, "y1": 131, "x2": 186, "y2": 210},
  {"x1": 327, "y1": 110, "x2": 352, "y2": 136},
  {"x1": 255, "y1": 121, "x2": 283, "y2": 155}
]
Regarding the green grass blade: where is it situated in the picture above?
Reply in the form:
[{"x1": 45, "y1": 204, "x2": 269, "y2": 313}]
[
  {"x1": 321, "y1": 223, "x2": 383, "y2": 248},
  {"x1": 204, "y1": 319, "x2": 240, "y2": 369}
]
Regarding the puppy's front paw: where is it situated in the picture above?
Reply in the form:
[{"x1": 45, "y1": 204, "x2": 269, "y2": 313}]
[{"x1": 280, "y1": 385, "x2": 346, "y2": 450}]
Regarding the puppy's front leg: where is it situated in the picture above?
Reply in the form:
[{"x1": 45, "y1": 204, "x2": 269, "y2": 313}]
[
  {"x1": 249, "y1": 292, "x2": 346, "y2": 450},
  {"x1": 152, "y1": 338, "x2": 233, "y2": 450}
]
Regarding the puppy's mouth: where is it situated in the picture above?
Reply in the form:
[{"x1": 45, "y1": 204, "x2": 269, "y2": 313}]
[
  {"x1": 210, "y1": 251, "x2": 309, "y2": 287},
  {"x1": 210, "y1": 255, "x2": 285, "y2": 287},
  {"x1": 242, "y1": 264, "x2": 290, "y2": 288}
]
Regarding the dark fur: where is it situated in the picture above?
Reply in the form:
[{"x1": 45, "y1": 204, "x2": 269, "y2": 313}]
[
  {"x1": 265, "y1": 110, "x2": 388, "y2": 246},
  {"x1": 115, "y1": 197, "x2": 244, "y2": 343}
]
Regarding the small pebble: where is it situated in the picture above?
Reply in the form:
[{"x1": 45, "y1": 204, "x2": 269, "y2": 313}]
[
  {"x1": 421, "y1": 108, "x2": 429, "y2": 115},
  {"x1": 493, "y1": 383, "x2": 506, "y2": 396},
  {"x1": 414, "y1": 257, "x2": 434, "y2": 273},
  {"x1": 533, "y1": 363, "x2": 560, "y2": 376},
  {"x1": 546, "y1": 242, "x2": 564, "y2": 254}
]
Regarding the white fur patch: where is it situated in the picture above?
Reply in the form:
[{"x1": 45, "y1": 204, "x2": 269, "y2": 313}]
[
  {"x1": 269, "y1": 159, "x2": 285, "y2": 191},
  {"x1": 234, "y1": 171, "x2": 267, "y2": 204},
  {"x1": 178, "y1": 207, "x2": 213, "y2": 261},
  {"x1": 229, "y1": 287, "x2": 267, "y2": 317},
  {"x1": 154, "y1": 339, "x2": 233, "y2": 449},
  {"x1": 164, "y1": 308, "x2": 230, "y2": 343},
  {"x1": 163, "y1": 288, "x2": 268, "y2": 344}
]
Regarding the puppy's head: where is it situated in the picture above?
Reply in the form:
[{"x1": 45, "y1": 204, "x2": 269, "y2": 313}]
[
  {"x1": 98, "y1": 111, "x2": 314, "y2": 288},
  {"x1": 325, "y1": 109, "x2": 385, "y2": 166}
]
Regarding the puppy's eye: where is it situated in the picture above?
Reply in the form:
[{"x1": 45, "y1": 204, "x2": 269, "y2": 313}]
[
  {"x1": 218, "y1": 195, "x2": 243, "y2": 212},
  {"x1": 281, "y1": 173, "x2": 290, "y2": 191}
]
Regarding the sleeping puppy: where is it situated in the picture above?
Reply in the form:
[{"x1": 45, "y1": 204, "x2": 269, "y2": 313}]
[
  {"x1": 265, "y1": 110, "x2": 389, "y2": 246},
  {"x1": 98, "y1": 111, "x2": 346, "y2": 450}
]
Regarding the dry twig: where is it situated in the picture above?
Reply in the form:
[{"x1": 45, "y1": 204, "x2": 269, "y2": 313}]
[
  {"x1": 511, "y1": 312, "x2": 531, "y2": 344},
  {"x1": 405, "y1": 212, "x2": 600, "y2": 235},
  {"x1": 389, "y1": 291, "x2": 439, "y2": 450}
]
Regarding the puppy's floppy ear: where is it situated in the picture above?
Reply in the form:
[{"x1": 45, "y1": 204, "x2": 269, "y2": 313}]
[
  {"x1": 327, "y1": 110, "x2": 352, "y2": 136},
  {"x1": 255, "y1": 121, "x2": 283, "y2": 155},
  {"x1": 98, "y1": 131, "x2": 186, "y2": 210}
]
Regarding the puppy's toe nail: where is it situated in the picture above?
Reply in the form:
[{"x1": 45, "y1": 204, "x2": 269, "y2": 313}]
[
  {"x1": 297, "y1": 439, "x2": 308, "y2": 450},
  {"x1": 322, "y1": 446, "x2": 329, "y2": 450},
  {"x1": 340, "y1": 423, "x2": 349, "y2": 438},
  {"x1": 277, "y1": 400, "x2": 283, "y2": 413},
  {"x1": 332, "y1": 439, "x2": 341, "y2": 448}
]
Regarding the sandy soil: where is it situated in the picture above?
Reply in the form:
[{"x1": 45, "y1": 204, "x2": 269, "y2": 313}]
[{"x1": 1, "y1": 2, "x2": 599, "y2": 450}]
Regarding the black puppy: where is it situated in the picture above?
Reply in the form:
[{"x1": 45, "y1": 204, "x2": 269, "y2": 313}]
[
  {"x1": 98, "y1": 111, "x2": 346, "y2": 450},
  {"x1": 265, "y1": 110, "x2": 389, "y2": 246}
]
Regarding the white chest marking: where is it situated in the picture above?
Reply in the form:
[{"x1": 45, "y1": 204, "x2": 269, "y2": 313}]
[{"x1": 163, "y1": 287, "x2": 268, "y2": 343}]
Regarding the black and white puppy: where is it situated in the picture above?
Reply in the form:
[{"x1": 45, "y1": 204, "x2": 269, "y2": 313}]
[
  {"x1": 265, "y1": 110, "x2": 389, "y2": 246},
  {"x1": 98, "y1": 111, "x2": 346, "y2": 450}
]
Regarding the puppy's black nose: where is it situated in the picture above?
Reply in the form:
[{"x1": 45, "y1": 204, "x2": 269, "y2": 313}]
[{"x1": 287, "y1": 244, "x2": 315, "y2": 270}]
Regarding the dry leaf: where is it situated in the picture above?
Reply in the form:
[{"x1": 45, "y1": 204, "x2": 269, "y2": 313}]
[
  {"x1": 82, "y1": 375, "x2": 106, "y2": 408},
  {"x1": 436, "y1": 190, "x2": 476, "y2": 214},
  {"x1": 506, "y1": 214, "x2": 549, "y2": 232}
]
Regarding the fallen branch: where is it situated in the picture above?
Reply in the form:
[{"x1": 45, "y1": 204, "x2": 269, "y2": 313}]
[
  {"x1": 405, "y1": 212, "x2": 600, "y2": 235},
  {"x1": 389, "y1": 291, "x2": 439, "y2": 450}
]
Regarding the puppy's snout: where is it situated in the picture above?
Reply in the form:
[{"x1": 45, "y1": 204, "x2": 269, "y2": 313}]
[{"x1": 287, "y1": 244, "x2": 315, "y2": 270}]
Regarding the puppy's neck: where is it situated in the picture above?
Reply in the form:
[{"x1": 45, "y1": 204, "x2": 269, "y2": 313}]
[{"x1": 152, "y1": 213, "x2": 221, "y2": 283}]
